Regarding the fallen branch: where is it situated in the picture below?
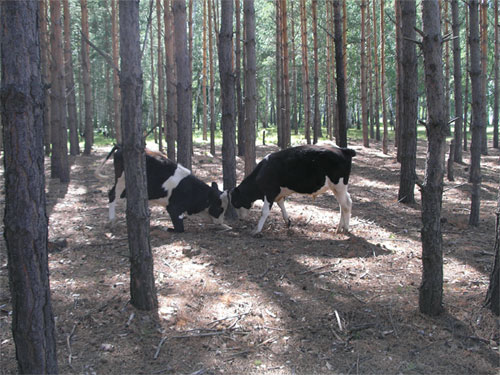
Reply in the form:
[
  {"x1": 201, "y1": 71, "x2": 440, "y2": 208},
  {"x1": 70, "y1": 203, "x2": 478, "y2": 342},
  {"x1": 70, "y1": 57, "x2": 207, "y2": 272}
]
[{"x1": 66, "y1": 324, "x2": 77, "y2": 366}]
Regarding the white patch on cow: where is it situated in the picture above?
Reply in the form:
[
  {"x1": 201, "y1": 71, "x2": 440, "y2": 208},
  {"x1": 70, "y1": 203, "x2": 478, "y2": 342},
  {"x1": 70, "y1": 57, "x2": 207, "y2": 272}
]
[
  {"x1": 220, "y1": 190, "x2": 229, "y2": 212},
  {"x1": 254, "y1": 196, "x2": 272, "y2": 234},
  {"x1": 109, "y1": 173, "x2": 126, "y2": 221},
  {"x1": 161, "y1": 164, "x2": 191, "y2": 206},
  {"x1": 276, "y1": 199, "x2": 290, "y2": 226}
]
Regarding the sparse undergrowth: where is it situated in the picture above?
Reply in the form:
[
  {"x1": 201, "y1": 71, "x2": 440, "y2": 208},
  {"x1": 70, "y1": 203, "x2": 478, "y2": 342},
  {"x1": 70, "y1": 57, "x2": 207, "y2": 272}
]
[{"x1": 1, "y1": 139, "x2": 499, "y2": 374}]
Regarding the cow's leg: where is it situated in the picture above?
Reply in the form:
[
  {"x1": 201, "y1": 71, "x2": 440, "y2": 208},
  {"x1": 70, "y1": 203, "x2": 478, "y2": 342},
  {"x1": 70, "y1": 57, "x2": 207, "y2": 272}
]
[
  {"x1": 276, "y1": 199, "x2": 291, "y2": 227},
  {"x1": 331, "y1": 182, "x2": 352, "y2": 233},
  {"x1": 167, "y1": 205, "x2": 185, "y2": 233},
  {"x1": 253, "y1": 196, "x2": 273, "y2": 234},
  {"x1": 109, "y1": 174, "x2": 126, "y2": 223}
]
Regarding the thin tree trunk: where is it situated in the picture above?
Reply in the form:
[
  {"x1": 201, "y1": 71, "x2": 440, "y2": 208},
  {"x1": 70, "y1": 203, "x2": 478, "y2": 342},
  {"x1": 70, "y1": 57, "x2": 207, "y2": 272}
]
[
  {"x1": 50, "y1": 0, "x2": 70, "y2": 183},
  {"x1": 480, "y1": 0, "x2": 488, "y2": 155},
  {"x1": 326, "y1": 0, "x2": 334, "y2": 140},
  {"x1": 361, "y1": 0, "x2": 369, "y2": 147},
  {"x1": 81, "y1": 0, "x2": 93, "y2": 154},
  {"x1": 493, "y1": 0, "x2": 499, "y2": 149},
  {"x1": 395, "y1": 0, "x2": 402, "y2": 157},
  {"x1": 1, "y1": 2, "x2": 59, "y2": 372},
  {"x1": 464, "y1": 9, "x2": 470, "y2": 152},
  {"x1": 235, "y1": 0, "x2": 244, "y2": 156},
  {"x1": 452, "y1": 0, "x2": 463, "y2": 162},
  {"x1": 300, "y1": 0, "x2": 311, "y2": 144},
  {"x1": 380, "y1": 0, "x2": 388, "y2": 154},
  {"x1": 164, "y1": 0, "x2": 177, "y2": 161},
  {"x1": 156, "y1": 0, "x2": 165, "y2": 151},
  {"x1": 484, "y1": 187, "x2": 500, "y2": 315},
  {"x1": 219, "y1": 0, "x2": 237, "y2": 219},
  {"x1": 469, "y1": 0, "x2": 483, "y2": 226},
  {"x1": 40, "y1": 0, "x2": 51, "y2": 155},
  {"x1": 63, "y1": 0, "x2": 80, "y2": 156},
  {"x1": 373, "y1": 0, "x2": 381, "y2": 141},
  {"x1": 243, "y1": 0, "x2": 256, "y2": 177},
  {"x1": 281, "y1": 0, "x2": 291, "y2": 148},
  {"x1": 312, "y1": 0, "x2": 320, "y2": 143},
  {"x1": 208, "y1": 0, "x2": 216, "y2": 155},
  {"x1": 334, "y1": 0, "x2": 347, "y2": 147},
  {"x1": 149, "y1": 14, "x2": 157, "y2": 145},
  {"x1": 291, "y1": 1, "x2": 299, "y2": 136},
  {"x1": 419, "y1": 0, "x2": 447, "y2": 316},
  {"x1": 173, "y1": 0, "x2": 192, "y2": 169},
  {"x1": 444, "y1": 0, "x2": 451, "y2": 124},
  {"x1": 112, "y1": 0, "x2": 121, "y2": 144},
  {"x1": 202, "y1": 0, "x2": 208, "y2": 142},
  {"x1": 119, "y1": 0, "x2": 158, "y2": 311},
  {"x1": 398, "y1": 0, "x2": 417, "y2": 204},
  {"x1": 275, "y1": 0, "x2": 283, "y2": 148}
]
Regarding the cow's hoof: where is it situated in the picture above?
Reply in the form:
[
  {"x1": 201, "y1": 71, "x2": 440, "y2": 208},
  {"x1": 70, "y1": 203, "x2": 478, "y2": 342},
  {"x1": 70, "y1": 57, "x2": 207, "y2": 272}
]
[{"x1": 167, "y1": 227, "x2": 184, "y2": 233}]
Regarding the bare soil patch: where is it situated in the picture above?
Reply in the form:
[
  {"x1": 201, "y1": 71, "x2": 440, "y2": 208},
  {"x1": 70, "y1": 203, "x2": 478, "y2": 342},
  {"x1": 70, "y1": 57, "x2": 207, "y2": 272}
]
[{"x1": 1, "y1": 139, "x2": 499, "y2": 374}]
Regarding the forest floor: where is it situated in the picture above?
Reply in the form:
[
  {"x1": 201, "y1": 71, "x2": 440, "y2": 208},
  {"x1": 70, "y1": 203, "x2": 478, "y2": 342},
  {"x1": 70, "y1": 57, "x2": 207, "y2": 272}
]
[{"x1": 1, "y1": 138, "x2": 499, "y2": 374}]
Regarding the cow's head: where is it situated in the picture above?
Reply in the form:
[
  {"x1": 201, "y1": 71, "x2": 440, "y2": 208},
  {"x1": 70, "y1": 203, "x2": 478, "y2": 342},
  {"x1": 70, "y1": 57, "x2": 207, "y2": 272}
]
[
  {"x1": 229, "y1": 187, "x2": 252, "y2": 220},
  {"x1": 207, "y1": 182, "x2": 228, "y2": 225}
]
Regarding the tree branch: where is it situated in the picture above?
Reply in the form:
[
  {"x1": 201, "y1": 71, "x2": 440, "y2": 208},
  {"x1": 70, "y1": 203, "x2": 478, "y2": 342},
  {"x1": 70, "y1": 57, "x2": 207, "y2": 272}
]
[{"x1": 80, "y1": 29, "x2": 120, "y2": 75}]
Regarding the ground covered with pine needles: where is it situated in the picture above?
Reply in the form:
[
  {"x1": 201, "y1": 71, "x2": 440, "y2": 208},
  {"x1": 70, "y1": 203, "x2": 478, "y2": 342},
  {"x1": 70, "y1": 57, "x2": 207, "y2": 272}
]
[{"x1": 1, "y1": 139, "x2": 499, "y2": 374}]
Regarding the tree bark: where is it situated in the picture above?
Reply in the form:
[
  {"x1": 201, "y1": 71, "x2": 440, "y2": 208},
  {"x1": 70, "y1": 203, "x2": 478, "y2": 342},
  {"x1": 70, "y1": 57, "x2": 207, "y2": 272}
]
[
  {"x1": 464, "y1": 9, "x2": 470, "y2": 152},
  {"x1": 452, "y1": 0, "x2": 464, "y2": 162},
  {"x1": 164, "y1": 0, "x2": 177, "y2": 161},
  {"x1": 81, "y1": 0, "x2": 93, "y2": 154},
  {"x1": 493, "y1": 0, "x2": 499, "y2": 149},
  {"x1": 63, "y1": 0, "x2": 80, "y2": 156},
  {"x1": 300, "y1": 0, "x2": 311, "y2": 144},
  {"x1": 40, "y1": 0, "x2": 52, "y2": 155},
  {"x1": 156, "y1": 0, "x2": 165, "y2": 151},
  {"x1": 112, "y1": 0, "x2": 121, "y2": 144},
  {"x1": 373, "y1": 0, "x2": 381, "y2": 141},
  {"x1": 219, "y1": 0, "x2": 237, "y2": 219},
  {"x1": 419, "y1": 0, "x2": 447, "y2": 316},
  {"x1": 50, "y1": 0, "x2": 70, "y2": 183},
  {"x1": 281, "y1": 0, "x2": 291, "y2": 148},
  {"x1": 398, "y1": 0, "x2": 417, "y2": 204},
  {"x1": 235, "y1": 0, "x2": 244, "y2": 156},
  {"x1": 480, "y1": 0, "x2": 488, "y2": 155},
  {"x1": 119, "y1": 0, "x2": 158, "y2": 311},
  {"x1": 202, "y1": 0, "x2": 208, "y2": 142},
  {"x1": 484, "y1": 187, "x2": 500, "y2": 315},
  {"x1": 312, "y1": 0, "x2": 320, "y2": 144},
  {"x1": 1, "y1": 2, "x2": 59, "y2": 372},
  {"x1": 360, "y1": 0, "x2": 369, "y2": 147},
  {"x1": 173, "y1": 0, "x2": 192, "y2": 169},
  {"x1": 334, "y1": 0, "x2": 347, "y2": 147},
  {"x1": 469, "y1": 0, "x2": 483, "y2": 226},
  {"x1": 207, "y1": 0, "x2": 216, "y2": 155},
  {"x1": 380, "y1": 0, "x2": 389, "y2": 154},
  {"x1": 243, "y1": 0, "x2": 257, "y2": 177}
]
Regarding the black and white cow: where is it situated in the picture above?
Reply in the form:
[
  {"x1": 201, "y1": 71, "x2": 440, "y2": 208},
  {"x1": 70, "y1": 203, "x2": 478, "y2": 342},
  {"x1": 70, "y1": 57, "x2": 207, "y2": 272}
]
[
  {"x1": 96, "y1": 146, "x2": 229, "y2": 232},
  {"x1": 229, "y1": 144, "x2": 356, "y2": 234}
]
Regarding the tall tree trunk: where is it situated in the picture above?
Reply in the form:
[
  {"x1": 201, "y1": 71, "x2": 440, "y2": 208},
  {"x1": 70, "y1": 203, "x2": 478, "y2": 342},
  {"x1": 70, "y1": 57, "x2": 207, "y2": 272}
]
[
  {"x1": 464, "y1": 9, "x2": 470, "y2": 152},
  {"x1": 493, "y1": 0, "x2": 499, "y2": 149},
  {"x1": 444, "y1": 0, "x2": 451, "y2": 124},
  {"x1": 492, "y1": 0, "x2": 500, "y2": 148},
  {"x1": 243, "y1": 0, "x2": 257, "y2": 177},
  {"x1": 202, "y1": 0, "x2": 208, "y2": 142},
  {"x1": 480, "y1": 0, "x2": 488, "y2": 155},
  {"x1": 50, "y1": 0, "x2": 70, "y2": 183},
  {"x1": 156, "y1": 0, "x2": 165, "y2": 151},
  {"x1": 312, "y1": 0, "x2": 320, "y2": 143},
  {"x1": 326, "y1": 0, "x2": 334, "y2": 140},
  {"x1": 63, "y1": 0, "x2": 80, "y2": 156},
  {"x1": 367, "y1": 3, "x2": 373, "y2": 140},
  {"x1": 360, "y1": 0, "x2": 369, "y2": 147},
  {"x1": 484, "y1": 187, "x2": 500, "y2": 315},
  {"x1": 275, "y1": 0, "x2": 283, "y2": 148},
  {"x1": 373, "y1": 0, "x2": 381, "y2": 141},
  {"x1": 149, "y1": 13, "x2": 157, "y2": 145},
  {"x1": 1, "y1": 2, "x2": 59, "y2": 372},
  {"x1": 173, "y1": 0, "x2": 192, "y2": 169},
  {"x1": 419, "y1": 0, "x2": 447, "y2": 316},
  {"x1": 235, "y1": 0, "x2": 244, "y2": 156},
  {"x1": 111, "y1": 0, "x2": 121, "y2": 144},
  {"x1": 469, "y1": 0, "x2": 483, "y2": 226},
  {"x1": 300, "y1": 0, "x2": 311, "y2": 144},
  {"x1": 208, "y1": 0, "x2": 216, "y2": 155},
  {"x1": 291, "y1": 1, "x2": 299, "y2": 136},
  {"x1": 281, "y1": 0, "x2": 291, "y2": 148},
  {"x1": 395, "y1": 0, "x2": 402, "y2": 157},
  {"x1": 452, "y1": 0, "x2": 464, "y2": 162},
  {"x1": 219, "y1": 0, "x2": 237, "y2": 219},
  {"x1": 334, "y1": 0, "x2": 347, "y2": 147},
  {"x1": 40, "y1": 0, "x2": 52, "y2": 155},
  {"x1": 398, "y1": 0, "x2": 417, "y2": 204},
  {"x1": 164, "y1": 0, "x2": 177, "y2": 161},
  {"x1": 119, "y1": 0, "x2": 158, "y2": 311},
  {"x1": 81, "y1": 0, "x2": 93, "y2": 154},
  {"x1": 380, "y1": 0, "x2": 389, "y2": 154}
]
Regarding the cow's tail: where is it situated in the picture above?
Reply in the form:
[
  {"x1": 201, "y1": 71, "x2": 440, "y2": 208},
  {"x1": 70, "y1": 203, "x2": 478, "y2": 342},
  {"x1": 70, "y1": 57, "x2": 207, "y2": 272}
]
[{"x1": 95, "y1": 144, "x2": 120, "y2": 179}]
